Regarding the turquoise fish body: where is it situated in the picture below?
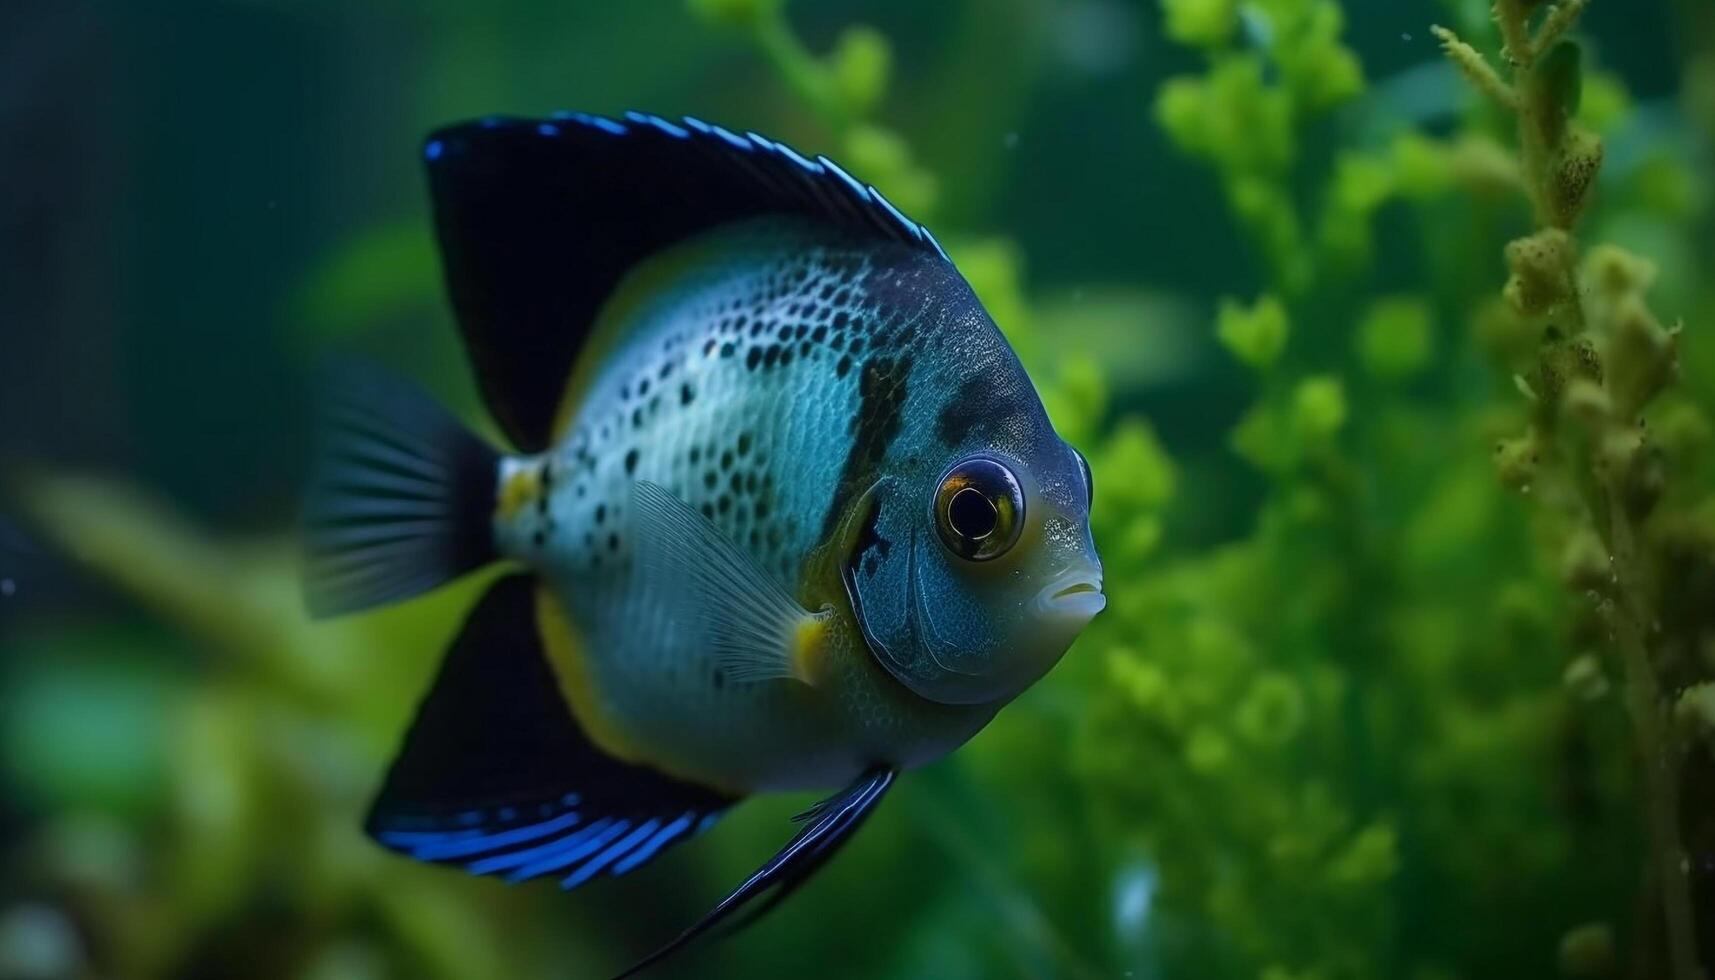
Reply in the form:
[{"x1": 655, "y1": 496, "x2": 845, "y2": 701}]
[{"x1": 303, "y1": 111, "x2": 1103, "y2": 976}]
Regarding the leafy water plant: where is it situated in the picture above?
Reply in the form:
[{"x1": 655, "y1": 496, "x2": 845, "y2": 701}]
[
  {"x1": 688, "y1": 0, "x2": 936, "y2": 216},
  {"x1": 1435, "y1": 3, "x2": 1711, "y2": 977}
]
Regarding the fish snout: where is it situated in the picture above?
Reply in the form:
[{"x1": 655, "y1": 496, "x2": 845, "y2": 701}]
[{"x1": 1033, "y1": 565, "x2": 1106, "y2": 623}]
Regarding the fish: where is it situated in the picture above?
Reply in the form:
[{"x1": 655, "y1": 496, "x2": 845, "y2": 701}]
[{"x1": 302, "y1": 109, "x2": 1105, "y2": 977}]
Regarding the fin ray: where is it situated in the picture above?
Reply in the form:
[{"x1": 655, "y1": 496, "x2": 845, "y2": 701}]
[
  {"x1": 631, "y1": 481, "x2": 823, "y2": 685},
  {"x1": 611, "y1": 768, "x2": 897, "y2": 980}
]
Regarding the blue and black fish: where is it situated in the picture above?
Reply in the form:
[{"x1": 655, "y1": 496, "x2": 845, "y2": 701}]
[{"x1": 303, "y1": 109, "x2": 1104, "y2": 976}]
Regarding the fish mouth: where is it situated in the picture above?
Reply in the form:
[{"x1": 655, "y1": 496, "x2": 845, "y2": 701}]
[{"x1": 1034, "y1": 567, "x2": 1107, "y2": 622}]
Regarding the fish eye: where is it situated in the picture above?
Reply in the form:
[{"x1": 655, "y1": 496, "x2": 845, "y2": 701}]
[
  {"x1": 933, "y1": 457, "x2": 1024, "y2": 561},
  {"x1": 1075, "y1": 449, "x2": 1093, "y2": 508}
]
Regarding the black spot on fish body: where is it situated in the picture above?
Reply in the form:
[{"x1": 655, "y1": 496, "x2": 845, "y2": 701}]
[
  {"x1": 624, "y1": 449, "x2": 639, "y2": 475},
  {"x1": 820, "y1": 355, "x2": 912, "y2": 537},
  {"x1": 746, "y1": 348, "x2": 762, "y2": 371},
  {"x1": 681, "y1": 383, "x2": 695, "y2": 405},
  {"x1": 836, "y1": 355, "x2": 852, "y2": 378},
  {"x1": 936, "y1": 372, "x2": 1011, "y2": 448}
]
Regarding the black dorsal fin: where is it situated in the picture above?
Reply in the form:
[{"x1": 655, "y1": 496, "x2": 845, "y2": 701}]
[{"x1": 424, "y1": 110, "x2": 948, "y2": 452}]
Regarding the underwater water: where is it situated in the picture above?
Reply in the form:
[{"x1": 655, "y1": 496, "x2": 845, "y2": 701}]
[{"x1": 2, "y1": 0, "x2": 1713, "y2": 977}]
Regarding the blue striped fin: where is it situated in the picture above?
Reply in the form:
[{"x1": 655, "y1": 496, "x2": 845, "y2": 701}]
[
  {"x1": 374, "y1": 802, "x2": 724, "y2": 889},
  {"x1": 361, "y1": 577, "x2": 736, "y2": 888}
]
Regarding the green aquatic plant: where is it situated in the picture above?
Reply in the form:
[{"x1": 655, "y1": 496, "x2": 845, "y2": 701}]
[
  {"x1": 1073, "y1": 0, "x2": 1708, "y2": 976},
  {"x1": 688, "y1": 0, "x2": 936, "y2": 215},
  {"x1": 1155, "y1": 0, "x2": 1366, "y2": 293},
  {"x1": 1435, "y1": 4, "x2": 1710, "y2": 977}
]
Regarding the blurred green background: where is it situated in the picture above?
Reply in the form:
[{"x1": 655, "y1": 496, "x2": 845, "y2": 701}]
[{"x1": 2, "y1": 0, "x2": 1713, "y2": 977}]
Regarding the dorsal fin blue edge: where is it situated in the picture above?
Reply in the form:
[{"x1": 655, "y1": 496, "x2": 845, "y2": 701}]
[
  {"x1": 421, "y1": 110, "x2": 949, "y2": 452},
  {"x1": 424, "y1": 111, "x2": 947, "y2": 263}
]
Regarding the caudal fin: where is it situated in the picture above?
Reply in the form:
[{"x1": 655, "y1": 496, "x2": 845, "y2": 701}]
[{"x1": 302, "y1": 367, "x2": 499, "y2": 618}]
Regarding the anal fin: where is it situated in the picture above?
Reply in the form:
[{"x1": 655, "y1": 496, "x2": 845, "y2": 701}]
[{"x1": 366, "y1": 574, "x2": 735, "y2": 887}]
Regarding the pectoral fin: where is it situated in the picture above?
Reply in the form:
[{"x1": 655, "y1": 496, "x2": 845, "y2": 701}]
[
  {"x1": 611, "y1": 768, "x2": 897, "y2": 980},
  {"x1": 631, "y1": 481, "x2": 829, "y2": 685}
]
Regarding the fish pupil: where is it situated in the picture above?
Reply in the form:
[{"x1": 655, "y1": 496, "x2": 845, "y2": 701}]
[{"x1": 948, "y1": 486, "x2": 998, "y2": 541}]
